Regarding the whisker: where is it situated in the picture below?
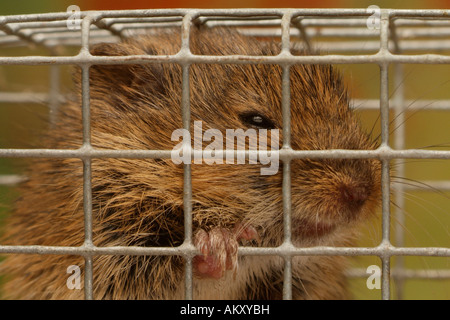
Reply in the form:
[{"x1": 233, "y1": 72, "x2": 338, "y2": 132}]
[
  {"x1": 359, "y1": 213, "x2": 382, "y2": 245},
  {"x1": 369, "y1": 74, "x2": 450, "y2": 143},
  {"x1": 415, "y1": 142, "x2": 450, "y2": 150},
  {"x1": 389, "y1": 100, "x2": 443, "y2": 136},
  {"x1": 365, "y1": 68, "x2": 416, "y2": 143},
  {"x1": 389, "y1": 200, "x2": 426, "y2": 246},
  {"x1": 391, "y1": 176, "x2": 450, "y2": 200},
  {"x1": 392, "y1": 191, "x2": 449, "y2": 244},
  {"x1": 389, "y1": 66, "x2": 415, "y2": 101},
  {"x1": 390, "y1": 74, "x2": 450, "y2": 128},
  {"x1": 403, "y1": 192, "x2": 450, "y2": 237},
  {"x1": 390, "y1": 159, "x2": 447, "y2": 167}
]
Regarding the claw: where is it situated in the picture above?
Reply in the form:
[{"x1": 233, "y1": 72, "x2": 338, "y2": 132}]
[
  {"x1": 234, "y1": 223, "x2": 259, "y2": 243},
  {"x1": 193, "y1": 227, "x2": 240, "y2": 279}
]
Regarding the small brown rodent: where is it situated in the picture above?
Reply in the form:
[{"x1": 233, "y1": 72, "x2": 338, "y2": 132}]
[{"x1": 0, "y1": 27, "x2": 381, "y2": 300}]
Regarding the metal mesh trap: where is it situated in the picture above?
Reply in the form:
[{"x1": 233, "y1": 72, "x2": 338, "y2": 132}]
[{"x1": 0, "y1": 8, "x2": 449, "y2": 300}]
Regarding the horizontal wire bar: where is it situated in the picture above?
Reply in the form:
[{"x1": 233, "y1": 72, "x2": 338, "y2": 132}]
[
  {"x1": 0, "y1": 244, "x2": 448, "y2": 257},
  {"x1": 0, "y1": 92, "x2": 64, "y2": 104},
  {"x1": 3, "y1": 9, "x2": 450, "y2": 25},
  {"x1": 5, "y1": 16, "x2": 442, "y2": 30},
  {"x1": 0, "y1": 147, "x2": 449, "y2": 160},
  {"x1": 3, "y1": 94, "x2": 450, "y2": 113},
  {"x1": 346, "y1": 268, "x2": 450, "y2": 279},
  {"x1": 13, "y1": 22, "x2": 450, "y2": 40},
  {"x1": 352, "y1": 99, "x2": 450, "y2": 110},
  {"x1": 0, "y1": 244, "x2": 194, "y2": 256},
  {"x1": 4, "y1": 51, "x2": 450, "y2": 66},
  {"x1": 0, "y1": 174, "x2": 26, "y2": 185},
  {"x1": 5, "y1": 35, "x2": 450, "y2": 54}
]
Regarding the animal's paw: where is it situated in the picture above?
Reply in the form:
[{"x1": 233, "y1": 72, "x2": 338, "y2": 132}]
[{"x1": 193, "y1": 224, "x2": 258, "y2": 279}]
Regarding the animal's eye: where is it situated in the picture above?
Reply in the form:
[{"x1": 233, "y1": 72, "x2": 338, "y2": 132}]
[{"x1": 239, "y1": 112, "x2": 275, "y2": 129}]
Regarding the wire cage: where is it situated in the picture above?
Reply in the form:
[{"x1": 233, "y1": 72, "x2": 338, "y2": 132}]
[{"x1": 0, "y1": 8, "x2": 449, "y2": 300}]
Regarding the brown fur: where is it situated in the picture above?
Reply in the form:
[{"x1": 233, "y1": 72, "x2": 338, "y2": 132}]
[{"x1": 0, "y1": 27, "x2": 381, "y2": 300}]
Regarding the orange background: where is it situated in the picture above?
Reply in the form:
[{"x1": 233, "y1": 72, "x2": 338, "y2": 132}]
[{"x1": 3, "y1": 0, "x2": 450, "y2": 15}]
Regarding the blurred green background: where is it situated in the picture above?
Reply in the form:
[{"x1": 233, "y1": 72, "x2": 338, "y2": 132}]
[{"x1": 0, "y1": 0, "x2": 449, "y2": 300}]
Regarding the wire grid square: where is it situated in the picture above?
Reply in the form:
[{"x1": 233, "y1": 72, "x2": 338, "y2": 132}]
[{"x1": 0, "y1": 8, "x2": 449, "y2": 300}]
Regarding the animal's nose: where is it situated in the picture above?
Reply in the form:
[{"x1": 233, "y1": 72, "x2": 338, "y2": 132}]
[{"x1": 338, "y1": 183, "x2": 370, "y2": 207}]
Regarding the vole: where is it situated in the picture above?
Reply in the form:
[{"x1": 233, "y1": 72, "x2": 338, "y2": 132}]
[{"x1": 0, "y1": 27, "x2": 381, "y2": 300}]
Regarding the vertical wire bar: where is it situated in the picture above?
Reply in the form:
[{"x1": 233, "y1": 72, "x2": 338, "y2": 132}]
[
  {"x1": 282, "y1": 160, "x2": 292, "y2": 300},
  {"x1": 291, "y1": 17, "x2": 313, "y2": 53},
  {"x1": 281, "y1": 67, "x2": 292, "y2": 245},
  {"x1": 48, "y1": 64, "x2": 60, "y2": 127},
  {"x1": 379, "y1": 12, "x2": 390, "y2": 147},
  {"x1": 391, "y1": 23, "x2": 406, "y2": 299},
  {"x1": 392, "y1": 64, "x2": 406, "y2": 300},
  {"x1": 182, "y1": 65, "x2": 193, "y2": 300},
  {"x1": 379, "y1": 10, "x2": 392, "y2": 300},
  {"x1": 81, "y1": 16, "x2": 94, "y2": 300},
  {"x1": 381, "y1": 158, "x2": 391, "y2": 300},
  {"x1": 82, "y1": 156, "x2": 94, "y2": 300},
  {"x1": 281, "y1": 12, "x2": 293, "y2": 300},
  {"x1": 181, "y1": 13, "x2": 193, "y2": 300}
]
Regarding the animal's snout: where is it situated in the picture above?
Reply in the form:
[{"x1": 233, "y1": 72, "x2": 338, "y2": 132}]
[{"x1": 338, "y1": 182, "x2": 371, "y2": 208}]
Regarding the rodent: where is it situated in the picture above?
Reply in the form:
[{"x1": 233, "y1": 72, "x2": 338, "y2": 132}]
[{"x1": 0, "y1": 27, "x2": 382, "y2": 300}]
